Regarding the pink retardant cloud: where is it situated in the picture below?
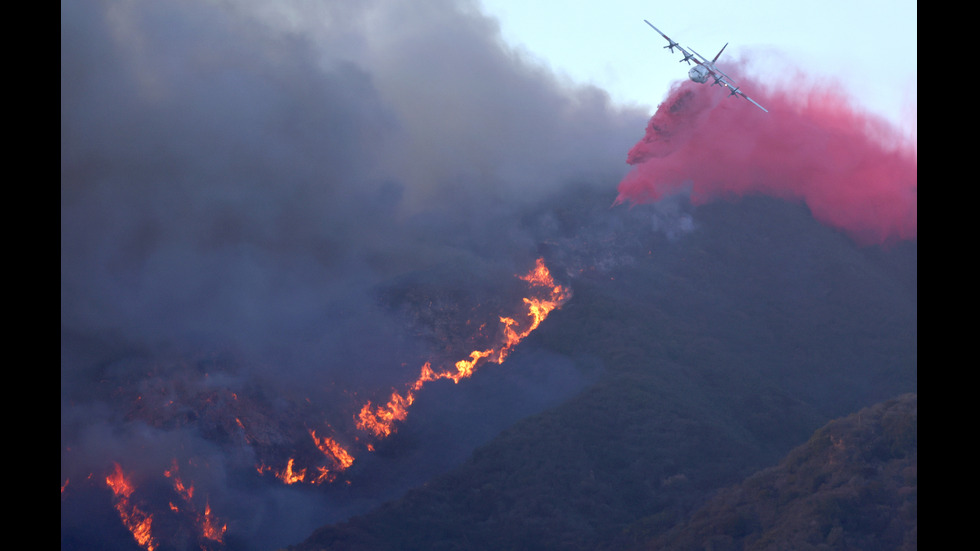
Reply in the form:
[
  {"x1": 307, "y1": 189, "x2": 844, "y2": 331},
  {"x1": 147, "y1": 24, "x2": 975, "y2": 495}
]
[{"x1": 616, "y1": 77, "x2": 916, "y2": 246}]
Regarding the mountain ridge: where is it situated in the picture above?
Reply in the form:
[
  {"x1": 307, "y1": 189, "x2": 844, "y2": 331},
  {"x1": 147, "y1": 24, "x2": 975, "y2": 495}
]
[
  {"x1": 289, "y1": 191, "x2": 916, "y2": 551},
  {"x1": 636, "y1": 393, "x2": 916, "y2": 550}
]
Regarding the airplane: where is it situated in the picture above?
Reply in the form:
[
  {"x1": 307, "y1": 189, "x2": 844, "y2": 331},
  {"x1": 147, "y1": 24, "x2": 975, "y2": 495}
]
[{"x1": 644, "y1": 20, "x2": 768, "y2": 113}]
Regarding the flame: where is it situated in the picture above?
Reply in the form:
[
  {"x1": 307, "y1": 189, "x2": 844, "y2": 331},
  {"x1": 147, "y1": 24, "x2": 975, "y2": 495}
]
[
  {"x1": 258, "y1": 456, "x2": 350, "y2": 486},
  {"x1": 201, "y1": 500, "x2": 227, "y2": 542},
  {"x1": 105, "y1": 463, "x2": 157, "y2": 551},
  {"x1": 310, "y1": 430, "x2": 355, "y2": 470},
  {"x1": 82, "y1": 259, "x2": 568, "y2": 549},
  {"x1": 162, "y1": 458, "x2": 228, "y2": 544},
  {"x1": 255, "y1": 432, "x2": 354, "y2": 486},
  {"x1": 234, "y1": 416, "x2": 256, "y2": 445},
  {"x1": 105, "y1": 463, "x2": 135, "y2": 500},
  {"x1": 357, "y1": 390, "x2": 416, "y2": 438},
  {"x1": 164, "y1": 460, "x2": 194, "y2": 501},
  {"x1": 496, "y1": 258, "x2": 570, "y2": 363},
  {"x1": 312, "y1": 465, "x2": 337, "y2": 484},
  {"x1": 520, "y1": 257, "x2": 559, "y2": 287},
  {"x1": 356, "y1": 258, "x2": 570, "y2": 439},
  {"x1": 278, "y1": 458, "x2": 306, "y2": 484}
]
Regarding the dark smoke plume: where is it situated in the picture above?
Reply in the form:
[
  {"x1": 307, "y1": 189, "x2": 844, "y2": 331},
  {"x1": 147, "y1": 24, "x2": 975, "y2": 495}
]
[
  {"x1": 61, "y1": 1, "x2": 646, "y2": 549},
  {"x1": 616, "y1": 75, "x2": 916, "y2": 246}
]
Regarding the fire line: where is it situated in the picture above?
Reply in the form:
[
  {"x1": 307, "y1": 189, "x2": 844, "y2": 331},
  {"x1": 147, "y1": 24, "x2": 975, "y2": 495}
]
[
  {"x1": 92, "y1": 258, "x2": 569, "y2": 549},
  {"x1": 356, "y1": 258, "x2": 570, "y2": 439}
]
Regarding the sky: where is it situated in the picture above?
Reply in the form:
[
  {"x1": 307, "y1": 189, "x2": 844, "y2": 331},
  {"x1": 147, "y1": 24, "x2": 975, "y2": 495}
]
[{"x1": 478, "y1": 0, "x2": 917, "y2": 130}]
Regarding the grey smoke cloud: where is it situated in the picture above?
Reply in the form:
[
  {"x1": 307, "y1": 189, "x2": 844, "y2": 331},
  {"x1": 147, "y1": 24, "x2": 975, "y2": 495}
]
[
  {"x1": 61, "y1": 0, "x2": 647, "y2": 357},
  {"x1": 61, "y1": 1, "x2": 652, "y2": 548}
]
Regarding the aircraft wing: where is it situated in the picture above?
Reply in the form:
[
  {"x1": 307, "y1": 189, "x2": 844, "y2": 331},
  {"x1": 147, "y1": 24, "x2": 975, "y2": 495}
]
[
  {"x1": 644, "y1": 20, "x2": 698, "y2": 65},
  {"x1": 644, "y1": 20, "x2": 768, "y2": 112},
  {"x1": 686, "y1": 47, "x2": 712, "y2": 66},
  {"x1": 714, "y1": 74, "x2": 769, "y2": 112},
  {"x1": 691, "y1": 56, "x2": 769, "y2": 112},
  {"x1": 737, "y1": 91, "x2": 768, "y2": 112},
  {"x1": 705, "y1": 58, "x2": 735, "y2": 82}
]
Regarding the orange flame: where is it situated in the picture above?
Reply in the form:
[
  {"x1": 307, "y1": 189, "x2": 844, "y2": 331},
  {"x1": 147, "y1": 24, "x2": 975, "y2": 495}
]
[
  {"x1": 256, "y1": 433, "x2": 354, "y2": 486},
  {"x1": 201, "y1": 500, "x2": 227, "y2": 542},
  {"x1": 278, "y1": 458, "x2": 306, "y2": 484},
  {"x1": 164, "y1": 460, "x2": 194, "y2": 501},
  {"x1": 357, "y1": 389, "x2": 416, "y2": 438},
  {"x1": 89, "y1": 258, "x2": 568, "y2": 548},
  {"x1": 520, "y1": 257, "x2": 559, "y2": 287},
  {"x1": 105, "y1": 463, "x2": 157, "y2": 551},
  {"x1": 161, "y1": 458, "x2": 229, "y2": 544},
  {"x1": 312, "y1": 465, "x2": 337, "y2": 484},
  {"x1": 310, "y1": 430, "x2": 355, "y2": 470},
  {"x1": 356, "y1": 258, "x2": 569, "y2": 439}
]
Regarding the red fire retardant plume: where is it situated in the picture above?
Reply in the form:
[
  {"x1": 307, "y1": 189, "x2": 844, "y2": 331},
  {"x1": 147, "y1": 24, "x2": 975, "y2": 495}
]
[{"x1": 616, "y1": 78, "x2": 916, "y2": 246}]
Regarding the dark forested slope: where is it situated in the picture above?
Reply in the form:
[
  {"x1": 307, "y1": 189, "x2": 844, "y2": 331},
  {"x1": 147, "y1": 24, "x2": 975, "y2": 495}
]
[
  {"x1": 291, "y1": 191, "x2": 916, "y2": 551},
  {"x1": 643, "y1": 393, "x2": 917, "y2": 551}
]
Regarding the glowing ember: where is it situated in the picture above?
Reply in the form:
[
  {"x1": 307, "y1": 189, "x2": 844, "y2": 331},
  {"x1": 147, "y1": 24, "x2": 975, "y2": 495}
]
[{"x1": 356, "y1": 258, "x2": 570, "y2": 439}]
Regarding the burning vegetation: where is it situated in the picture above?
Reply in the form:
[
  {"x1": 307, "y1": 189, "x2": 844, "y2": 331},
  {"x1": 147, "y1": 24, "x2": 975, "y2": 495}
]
[
  {"x1": 105, "y1": 463, "x2": 158, "y2": 551},
  {"x1": 356, "y1": 258, "x2": 570, "y2": 439},
  {"x1": 64, "y1": 258, "x2": 570, "y2": 550},
  {"x1": 102, "y1": 461, "x2": 226, "y2": 550}
]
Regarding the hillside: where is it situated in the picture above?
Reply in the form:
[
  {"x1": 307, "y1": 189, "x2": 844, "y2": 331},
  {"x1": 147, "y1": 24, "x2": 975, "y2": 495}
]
[
  {"x1": 641, "y1": 393, "x2": 916, "y2": 550},
  {"x1": 290, "y1": 191, "x2": 917, "y2": 551}
]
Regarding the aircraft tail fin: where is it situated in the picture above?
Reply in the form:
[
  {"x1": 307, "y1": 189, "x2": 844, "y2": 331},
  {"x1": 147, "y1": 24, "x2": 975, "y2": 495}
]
[{"x1": 712, "y1": 43, "x2": 728, "y2": 63}]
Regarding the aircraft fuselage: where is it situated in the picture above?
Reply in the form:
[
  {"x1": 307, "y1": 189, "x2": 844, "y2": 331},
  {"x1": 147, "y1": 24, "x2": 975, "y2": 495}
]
[
  {"x1": 645, "y1": 19, "x2": 768, "y2": 112},
  {"x1": 688, "y1": 65, "x2": 711, "y2": 84}
]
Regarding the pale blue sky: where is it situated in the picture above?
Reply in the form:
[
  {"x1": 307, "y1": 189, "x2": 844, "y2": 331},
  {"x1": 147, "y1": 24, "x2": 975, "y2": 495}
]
[{"x1": 478, "y1": 0, "x2": 916, "y2": 128}]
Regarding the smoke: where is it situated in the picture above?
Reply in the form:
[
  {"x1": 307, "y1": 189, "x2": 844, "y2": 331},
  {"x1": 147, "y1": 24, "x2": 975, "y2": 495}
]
[
  {"x1": 615, "y1": 72, "x2": 917, "y2": 246},
  {"x1": 61, "y1": 0, "x2": 644, "y2": 549},
  {"x1": 61, "y1": 0, "x2": 645, "y2": 358}
]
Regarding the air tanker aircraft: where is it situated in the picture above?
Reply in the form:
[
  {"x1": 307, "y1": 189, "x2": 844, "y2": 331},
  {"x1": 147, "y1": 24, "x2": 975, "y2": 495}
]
[{"x1": 645, "y1": 20, "x2": 768, "y2": 112}]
